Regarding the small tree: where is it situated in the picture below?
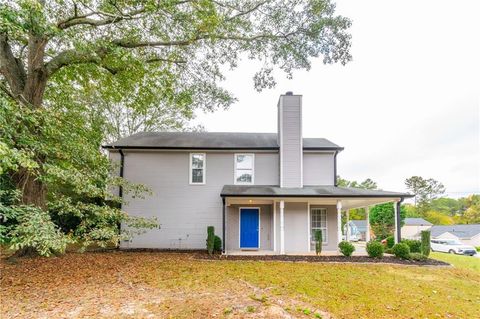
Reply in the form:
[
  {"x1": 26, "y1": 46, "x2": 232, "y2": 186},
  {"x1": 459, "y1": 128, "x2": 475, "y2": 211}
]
[
  {"x1": 421, "y1": 230, "x2": 431, "y2": 257},
  {"x1": 206, "y1": 226, "x2": 215, "y2": 255},
  {"x1": 314, "y1": 230, "x2": 323, "y2": 255}
]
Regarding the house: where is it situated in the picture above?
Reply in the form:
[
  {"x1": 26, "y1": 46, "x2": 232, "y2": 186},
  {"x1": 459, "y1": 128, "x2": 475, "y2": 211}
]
[
  {"x1": 345, "y1": 220, "x2": 368, "y2": 241},
  {"x1": 104, "y1": 93, "x2": 412, "y2": 254},
  {"x1": 430, "y1": 224, "x2": 480, "y2": 247},
  {"x1": 401, "y1": 218, "x2": 433, "y2": 240}
]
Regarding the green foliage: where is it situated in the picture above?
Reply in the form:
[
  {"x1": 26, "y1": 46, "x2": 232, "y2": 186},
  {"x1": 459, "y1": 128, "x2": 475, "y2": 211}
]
[
  {"x1": 214, "y1": 235, "x2": 222, "y2": 253},
  {"x1": 366, "y1": 241, "x2": 384, "y2": 258},
  {"x1": 386, "y1": 235, "x2": 395, "y2": 248},
  {"x1": 384, "y1": 248, "x2": 394, "y2": 255},
  {"x1": 369, "y1": 203, "x2": 406, "y2": 240},
  {"x1": 314, "y1": 230, "x2": 323, "y2": 255},
  {"x1": 206, "y1": 226, "x2": 215, "y2": 255},
  {"x1": 421, "y1": 230, "x2": 431, "y2": 257},
  {"x1": 337, "y1": 176, "x2": 377, "y2": 189},
  {"x1": 476, "y1": 247, "x2": 480, "y2": 252},
  {"x1": 392, "y1": 243, "x2": 410, "y2": 259},
  {"x1": 401, "y1": 239, "x2": 422, "y2": 253},
  {"x1": 409, "y1": 253, "x2": 427, "y2": 261},
  {"x1": 405, "y1": 176, "x2": 445, "y2": 212},
  {"x1": 338, "y1": 241, "x2": 355, "y2": 257}
]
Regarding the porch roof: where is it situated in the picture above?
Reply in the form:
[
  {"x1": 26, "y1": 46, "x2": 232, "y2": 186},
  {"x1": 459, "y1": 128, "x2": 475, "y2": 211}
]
[{"x1": 221, "y1": 185, "x2": 413, "y2": 198}]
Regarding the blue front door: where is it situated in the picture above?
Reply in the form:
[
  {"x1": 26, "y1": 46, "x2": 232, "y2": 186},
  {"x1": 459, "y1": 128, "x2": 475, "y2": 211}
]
[{"x1": 240, "y1": 208, "x2": 259, "y2": 249}]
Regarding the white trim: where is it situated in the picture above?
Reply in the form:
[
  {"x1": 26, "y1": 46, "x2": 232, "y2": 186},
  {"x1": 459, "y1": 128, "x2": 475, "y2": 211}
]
[
  {"x1": 273, "y1": 201, "x2": 277, "y2": 252},
  {"x1": 307, "y1": 202, "x2": 311, "y2": 252},
  {"x1": 189, "y1": 152, "x2": 206, "y2": 185},
  {"x1": 234, "y1": 153, "x2": 255, "y2": 185},
  {"x1": 365, "y1": 206, "x2": 371, "y2": 242},
  {"x1": 337, "y1": 200, "x2": 342, "y2": 245},
  {"x1": 299, "y1": 95, "x2": 303, "y2": 188},
  {"x1": 239, "y1": 207, "x2": 261, "y2": 249},
  {"x1": 279, "y1": 101, "x2": 284, "y2": 188},
  {"x1": 310, "y1": 206, "x2": 329, "y2": 245},
  {"x1": 280, "y1": 200, "x2": 285, "y2": 254}
]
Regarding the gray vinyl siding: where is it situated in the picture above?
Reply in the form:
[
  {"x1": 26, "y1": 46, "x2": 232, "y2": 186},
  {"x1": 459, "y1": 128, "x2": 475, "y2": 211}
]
[
  {"x1": 278, "y1": 95, "x2": 303, "y2": 188},
  {"x1": 303, "y1": 153, "x2": 335, "y2": 185},
  {"x1": 226, "y1": 204, "x2": 273, "y2": 251},
  {"x1": 310, "y1": 205, "x2": 338, "y2": 251},
  {"x1": 116, "y1": 151, "x2": 278, "y2": 249}
]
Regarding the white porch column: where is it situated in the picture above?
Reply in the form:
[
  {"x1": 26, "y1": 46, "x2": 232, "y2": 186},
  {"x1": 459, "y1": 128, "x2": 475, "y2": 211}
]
[
  {"x1": 337, "y1": 201, "x2": 342, "y2": 244},
  {"x1": 393, "y1": 201, "x2": 399, "y2": 244},
  {"x1": 280, "y1": 200, "x2": 285, "y2": 254},
  {"x1": 345, "y1": 209, "x2": 350, "y2": 241},
  {"x1": 365, "y1": 206, "x2": 371, "y2": 242},
  {"x1": 273, "y1": 201, "x2": 277, "y2": 252}
]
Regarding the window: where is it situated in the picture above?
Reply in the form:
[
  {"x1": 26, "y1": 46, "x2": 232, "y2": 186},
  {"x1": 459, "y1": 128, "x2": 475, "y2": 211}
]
[
  {"x1": 310, "y1": 208, "x2": 327, "y2": 249},
  {"x1": 190, "y1": 153, "x2": 205, "y2": 184},
  {"x1": 234, "y1": 154, "x2": 254, "y2": 184}
]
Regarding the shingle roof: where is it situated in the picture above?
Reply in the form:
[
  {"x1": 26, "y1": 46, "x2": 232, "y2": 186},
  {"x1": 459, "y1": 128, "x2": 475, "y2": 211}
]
[
  {"x1": 220, "y1": 185, "x2": 412, "y2": 198},
  {"x1": 430, "y1": 224, "x2": 480, "y2": 239},
  {"x1": 103, "y1": 132, "x2": 343, "y2": 151},
  {"x1": 404, "y1": 218, "x2": 433, "y2": 226},
  {"x1": 350, "y1": 220, "x2": 367, "y2": 231}
]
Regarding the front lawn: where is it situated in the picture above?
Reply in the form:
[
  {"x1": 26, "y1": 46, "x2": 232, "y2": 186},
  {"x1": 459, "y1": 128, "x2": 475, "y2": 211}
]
[
  {"x1": 430, "y1": 251, "x2": 480, "y2": 272},
  {"x1": 1, "y1": 252, "x2": 479, "y2": 318}
]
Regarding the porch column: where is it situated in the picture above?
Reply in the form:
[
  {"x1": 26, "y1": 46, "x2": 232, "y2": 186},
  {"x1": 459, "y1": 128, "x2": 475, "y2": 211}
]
[
  {"x1": 280, "y1": 200, "x2": 285, "y2": 254},
  {"x1": 365, "y1": 206, "x2": 371, "y2": 242},
  {"x1": 393, "y1": 200, "x2": 399, "y2": 244},
  {"x1": 222, "y1": 197, "x2": 226, "y2": 253},
  {"x1": 337, "y1": 201, "x2": 342, "y2": 244},
  {"x1": 345, "y1": 209, "x2": 350, "y2": 241},
  {"x1": 395, "y1": 200, "x2": 403, "y2": 243},
  {"x1": 273, "y1": 201, "x2": 277, "y2": 252}
]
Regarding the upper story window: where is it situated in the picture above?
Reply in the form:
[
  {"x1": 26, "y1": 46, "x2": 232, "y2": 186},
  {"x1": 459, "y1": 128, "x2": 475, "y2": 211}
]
[
  {"x1": 190, "y1": 153, "x2": 206, "y2": 184},
  {"x1": 234, "y1": 153, "x2": 254, "y2": 184}
]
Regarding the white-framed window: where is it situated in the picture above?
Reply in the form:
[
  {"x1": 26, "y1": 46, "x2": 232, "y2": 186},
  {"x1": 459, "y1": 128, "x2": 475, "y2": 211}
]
[
  {"x1": 189, "y1": 153, "x2": 206, "y2": 184},
  {"x1": 234, "y1": 153, "x2": 254, "y2": 184},
  {"x1": 310, "y1": 208, "x2": 327, "y2": 248}
]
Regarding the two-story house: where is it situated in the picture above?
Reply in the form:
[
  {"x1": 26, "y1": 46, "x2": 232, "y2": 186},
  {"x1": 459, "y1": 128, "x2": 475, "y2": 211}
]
[{"x1": 104, "y1": 93, "x2": 412, "y2": 254}]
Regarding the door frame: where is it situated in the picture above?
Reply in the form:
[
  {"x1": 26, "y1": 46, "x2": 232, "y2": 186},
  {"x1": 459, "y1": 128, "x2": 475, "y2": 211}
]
[{"x1": 239, "y1": 207, "x2": 261, "y2": 249}]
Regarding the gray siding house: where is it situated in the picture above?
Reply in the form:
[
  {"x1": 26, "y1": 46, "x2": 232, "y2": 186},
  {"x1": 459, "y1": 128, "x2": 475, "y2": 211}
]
[{"x1": 104, "y1": 93, "x2": 412, "y2": 254}]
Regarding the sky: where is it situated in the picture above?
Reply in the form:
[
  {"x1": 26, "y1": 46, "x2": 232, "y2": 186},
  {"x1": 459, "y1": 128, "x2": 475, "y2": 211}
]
[{"x1": 194, "y1": 0, "x2": 480, "y2": 198}]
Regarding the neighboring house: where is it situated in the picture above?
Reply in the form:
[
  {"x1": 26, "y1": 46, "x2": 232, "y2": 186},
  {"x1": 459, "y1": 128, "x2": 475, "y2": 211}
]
[
  {"x1": 430, "y1": 225, "x2": 480, "y2": 247},
  {"x1": 401, "y1": 218, "x2": 433, "y2": 240},
  {"x1": 104, "y1": 93, "x2": 412, "y2": 254},
  {"x1": 345, "y1": 220, "x2": 368, "y2": 241}
]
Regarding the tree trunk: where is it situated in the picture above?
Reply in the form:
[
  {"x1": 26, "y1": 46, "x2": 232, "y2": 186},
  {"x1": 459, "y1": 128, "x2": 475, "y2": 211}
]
[{"x1": 11, "y1": 167, "x2": 47, "y2": 209}]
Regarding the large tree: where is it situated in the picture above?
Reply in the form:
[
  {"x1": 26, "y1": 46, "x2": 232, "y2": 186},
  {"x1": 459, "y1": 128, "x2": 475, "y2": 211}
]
[
  {"x1": 1, "y1": 0, "x2": 352, "y2": 208},
  {"x1": 405, "y1": 176, "x2": 445, "y2": 211}
]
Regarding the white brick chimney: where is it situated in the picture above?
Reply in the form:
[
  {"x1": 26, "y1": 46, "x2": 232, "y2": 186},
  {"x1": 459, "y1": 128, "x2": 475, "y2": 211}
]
[{"x1": 278, "y1": 92, "x2": 303, "y2": 188}]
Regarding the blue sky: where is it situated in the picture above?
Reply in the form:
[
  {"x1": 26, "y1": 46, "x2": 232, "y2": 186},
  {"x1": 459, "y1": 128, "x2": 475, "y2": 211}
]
[{"x1": 194, "y1": 0, "x2": 480, "y2": 197}]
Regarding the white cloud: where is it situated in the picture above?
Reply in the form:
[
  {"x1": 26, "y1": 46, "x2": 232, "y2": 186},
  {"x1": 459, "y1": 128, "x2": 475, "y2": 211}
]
[{"x1": 194, "y1": 0, "x2": 480, "y2": 196}]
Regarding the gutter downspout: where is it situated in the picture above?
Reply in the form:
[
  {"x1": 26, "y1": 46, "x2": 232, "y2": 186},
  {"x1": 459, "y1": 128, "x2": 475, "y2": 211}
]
[
  {"x1": 334, "y1": 151, "x2": 338, "y2": 186},
  {"x1": 396, "y1": 198, "x2": 404, "y2": 243},
  {"x1": 222, "y1": 197, "x2": 226, "y2": 254}
]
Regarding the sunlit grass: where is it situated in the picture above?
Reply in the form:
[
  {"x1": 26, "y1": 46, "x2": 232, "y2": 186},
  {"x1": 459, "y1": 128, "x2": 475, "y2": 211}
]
[{"x1": 431, "y1": 251, "x2": 480, "y2": 272}]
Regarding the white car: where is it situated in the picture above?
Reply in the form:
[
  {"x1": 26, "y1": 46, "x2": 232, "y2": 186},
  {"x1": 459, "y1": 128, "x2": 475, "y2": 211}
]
[{"x1": 431, "y1": 239, "x2": 477, "y2": 256}]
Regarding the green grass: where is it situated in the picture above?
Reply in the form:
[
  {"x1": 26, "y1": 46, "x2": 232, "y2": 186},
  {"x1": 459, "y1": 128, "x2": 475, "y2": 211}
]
[{"x1": 430, "y1": 251, "x2": 480, "y2": 272}]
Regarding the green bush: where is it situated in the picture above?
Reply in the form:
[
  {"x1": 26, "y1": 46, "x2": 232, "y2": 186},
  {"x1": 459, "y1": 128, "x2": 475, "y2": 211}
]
[
  {"x1": 214, "y1": 235, "x2": 222, "y2": 253},
  {"x1": 476, "y1": 247, "x2": 480, "y2": 252},
  {"x1": 314, "y1": 230, "x2": 322, "y2": 255},
  {"x1": 206, "y1": 226, "x2": 215, "y2": 255},
  {"x1": 392, "y1": 243, "x2": 410, "y2": 259},
  {"x1": 402, "y1": 239, "x2": 422, "y2": 253},
  {"x1": 385, "y1": 248, "x2": 394, "y2": 254},
  {"x1": 338, "y1": 241, "x2": 355, "y2": 257},
  {"x1": 410, "y1": 252, "x2": 427, "y2": 261},
  {"x1": 366, "y1": 241, "x2": 384, "y2": 258},
  {"x1": 421, "y1": 230, "x2": 431, "y2": 257},
  {"x1": 386, "y1": 235, "x2": 395, "y2": 248}
]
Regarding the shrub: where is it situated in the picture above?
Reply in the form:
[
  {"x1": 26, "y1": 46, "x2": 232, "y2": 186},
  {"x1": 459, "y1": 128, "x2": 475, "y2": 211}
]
[
  {"x1": 421, "y1": 230, "x2": 431, "y2": 257},
  {"x1": 476, "y1": 246, "x2": 480, "y2": 252},
  {"x1": 402, "y1": 239, "x2": 422, "y2": 253},
  {"x1": 206, "y1": 226, "x2": 215, "y2": 255},
  {"x1": 410, "y1": 252, "x2": 427, "y2": 261},
  {"x1": 366, "y1": 241, "x2": 384, "y2": 258},
  {"x1": 214, "y1": 235, "x2": 222, "y2": 253},
  {"x1": 314, "y1": 230, "x2": 322, "y2": 255},
  {"x1": 386, "y1": 235, "x2": 395, "y2": 248},
  {"x1": 338, "y1": 241, "x2": 355, "y2": 257},
  {"x1": 384, "y1": 248, "x2": 393, "y2": 254},
  {"x1": 392, "y1": 243, "x2": 410, "y2": 259}
]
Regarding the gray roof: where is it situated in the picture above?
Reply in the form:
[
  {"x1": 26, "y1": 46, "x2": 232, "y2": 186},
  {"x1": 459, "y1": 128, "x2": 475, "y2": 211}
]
[
  {"x1": 103, "y1": 132, "x2": 343, "y2": 150},
  {"x1": 430, "y1": 224, "x2": 480, "y2": 239},
  {"x1": 404, "y1": 218, "x2": 433, "y2": 226},
  {"x1": 221, "y1": 185, "x2": 412, "y2": 198}
]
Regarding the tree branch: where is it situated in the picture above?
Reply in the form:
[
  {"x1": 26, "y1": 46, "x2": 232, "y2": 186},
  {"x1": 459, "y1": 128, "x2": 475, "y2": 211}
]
[
  {"x1": 57, "y1": 8, "x2": 146, "y2": 29},
  {"x1": 0, "y1": 34, "x2": 27, "y2": 96}
]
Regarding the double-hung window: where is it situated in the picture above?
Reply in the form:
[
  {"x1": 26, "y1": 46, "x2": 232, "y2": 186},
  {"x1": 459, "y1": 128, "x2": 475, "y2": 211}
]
[
  {"x1": 310, "y1": 208, "x2": 327, "y2": 249},
  {"x1": 190, "y1": 153, "x2": 206, "y2": 184},
  {"x1": 234, "y1": 154, "x2": 254, "y2": 184}
]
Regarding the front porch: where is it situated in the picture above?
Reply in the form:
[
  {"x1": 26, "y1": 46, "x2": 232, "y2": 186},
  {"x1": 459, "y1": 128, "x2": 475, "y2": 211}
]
[{"x1": 221, "y1": 185, "x2": 412, "y2": 255}]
